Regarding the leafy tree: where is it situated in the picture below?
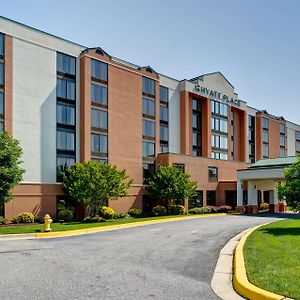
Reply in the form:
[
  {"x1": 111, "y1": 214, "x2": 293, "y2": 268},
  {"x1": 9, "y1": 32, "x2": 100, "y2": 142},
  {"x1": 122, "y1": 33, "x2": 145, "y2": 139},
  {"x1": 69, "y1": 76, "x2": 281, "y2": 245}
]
[
  {"x1": 146, "y1": 166, "x2": 197, "y2": 209},
  {"x1": 0, "y1": 132, "x2": 25, "y2": 206},
  {"x1": 282, "y1": 157, "x2": 300, "y2": 211},
  {"x1": 61, "y1": 161, "x2": 132, "y2": 216}
]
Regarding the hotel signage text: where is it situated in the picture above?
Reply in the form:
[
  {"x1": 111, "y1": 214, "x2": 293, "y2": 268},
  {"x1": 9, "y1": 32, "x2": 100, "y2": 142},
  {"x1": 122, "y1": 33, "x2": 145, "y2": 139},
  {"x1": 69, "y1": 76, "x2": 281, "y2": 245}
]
[{"x1": 194, "y1": 84, "x2": 240, "y2": 107}]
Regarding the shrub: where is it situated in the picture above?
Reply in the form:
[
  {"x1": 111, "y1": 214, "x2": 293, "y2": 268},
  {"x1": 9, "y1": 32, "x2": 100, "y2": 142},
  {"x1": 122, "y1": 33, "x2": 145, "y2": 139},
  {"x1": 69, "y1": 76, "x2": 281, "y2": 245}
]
[
  {"x1": 216, "y1": 206, "x2": 232, "y2": 213},
  {"x1": 152, "y1": 205, "x2": 167, "y2": 216},
  {"x1": 260, "y1": 202, "x2": 269, "y2": 211},
  {"x1": 11, "y1": 217, "x2": 18, "y2": 224},
  {"x1": 0, "y1": 217, "x2": 9, "y2": 225},
  {"x1": 34, "y1": 215, "x2": 42, "y2": 223},
  {"x1": 170, "y1": 205, "x2": 186, "y2": 215},
  {"x1": 58, "y1": 209, "x2": 73, "y2": 222},
  {"x1": 82, "y1": 215, "x2": 106, "y2": 223},
  {"x1": 15, "y1": 212, "x2": 35, "y2": 223},
  {"x1": 128, "y1": 208, "x2": 142, "y2": 217},
  {"x1": 99, "y1": 206, "x2": 115, "y2": 220},
  {"x1": 188, "y1": 207, "x2": 212, "y2": 214},
  {"x1": 113, "y1": 212, "x2": 127, "y2": 219},
  {"x1": 206, "y1": 206, "x2": 218, "y2": 213}
]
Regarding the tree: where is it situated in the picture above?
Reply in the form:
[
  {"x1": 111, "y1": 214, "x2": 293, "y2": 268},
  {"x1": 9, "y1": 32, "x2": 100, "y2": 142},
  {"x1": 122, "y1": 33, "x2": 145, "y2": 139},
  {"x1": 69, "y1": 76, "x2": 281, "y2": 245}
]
[
  {"x1": 282, "y1": 157, "x2": 300, "y2": 211},
  {"x1": 61, "y1": 161, "x2": 132, "y2": 216},
  {"x1": 0, "y1": 132, "x2": 25, "y2": 206},
  {"x1": 146, "y1": 166, "x2": 197, "y2": 208}
]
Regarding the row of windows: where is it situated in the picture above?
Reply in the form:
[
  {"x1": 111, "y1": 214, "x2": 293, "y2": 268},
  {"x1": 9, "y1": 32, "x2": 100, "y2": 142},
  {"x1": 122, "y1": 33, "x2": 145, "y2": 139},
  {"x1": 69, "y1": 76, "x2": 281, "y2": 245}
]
[
  {"x1": 248, "y1": 115, "x2": 255, "y2": 163},
  {"x1": 211, "y1": 100, "x2": 228, "y2": 117},
  {"x1": 211, "y1": 117, "x2": 228, "y2": 133},
  {"x1": 211, "y1": 151, "x2": 228, "y2": 160},
  {"x1": 0, "y1": 34, "x2": 4, "y2": 133},
  {"x1": 212, "y1": 134, "x2": 228, "y2": 150}
]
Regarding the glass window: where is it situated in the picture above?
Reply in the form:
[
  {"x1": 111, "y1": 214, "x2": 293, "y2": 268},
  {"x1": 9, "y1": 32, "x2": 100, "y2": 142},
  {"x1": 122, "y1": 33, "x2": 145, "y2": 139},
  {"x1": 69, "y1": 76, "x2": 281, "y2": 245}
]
[
  {"x1": 57, "y1": 78, "x2": 75, "y2": 100},
  {"x1": 143, "y1": 119, "x2": 155, "y2": 137},
  {"x1": 263, "y1": 130, "x2": 269, "y2": 143},
  {"x1": 0, "y1": 62, "x2": 4, "y2": 86},
  {"x1": 57, "y1": 156, "x2": 75, "y2": 168},
  {"x1": 91, "y1": 83, "x2": 108, "y2": 106},
  {"x1": 0, "y1": 121, "x2": 3, "y2": 132},
  {"x1": 188, "y1": 191, "x2": 203, "y2": 209},
  {"x1": 0, "y1": 92, "x2": 3, "y2": 115},
  {"x1": 160, "y1": 105, "x2": 168, "y2": 122},
  {"x1": 280, "y1": 135, "x2": 285, "y2": 147},
  {"x1": 249, "y1": 115, "x2": 255, "y2": 128},
  {"x1": 296, "y1": 131, "x2": 300, "y2": 141},
  {"x1": 173, "y1": 163, "x2": 185, "y2": 173},
  {"x1": 280, "y1": 148, "x2": 285, "y2": 157},
  {"x1": 142, "y1": 141, "x2": 155, "y2": 158},
  {"x1": 160, "y1": 144, "x2": 168, "y2": 153},
  {"x1": 280, "y1": 123, "x2": 285, "y2": 134},
  {"x1": 160, "y1": 86, "x2": 168, "y2": 102},
  {"x1": 91, "y1": 157, "x2": 108, "y2": 164},
  {"x1": 193, "y1": 114, "x2": 201, "y2": 128},
  {"x1": 0, "y1": 33, "x2": 4, "y2": 57},
  {"x1": 57, "y1": 130, "x2": 75, "y2": 151},
  {"x1": 249, "y1": 128, "x2": 255, "y2": 141},
  {"x1": 142, "y1": 77, "x2": 155, "y2": 96},
  {"x1": 91, "y1": 59, "x2": 108, "y2": 81},
  {"x1": 207, "y1": 191, "x2": 216, "y2": 206},
  {"x1": 296, "y1": 141, "x2": 300, "y2": 152},
  {"x1": 262, "y1": 117, "x2": 269, "y2": 129},
  {"x1": 192, "y1": 99, "x2": 201, "y2": 111},
  {"x1": 193, "y1": 132, "x2": 201, "y2": 147},
  {"x1": 91, "y1": 133, "x2": 108, "y2": 153},
  {"x1": 91, "y1": 109, "x2": 108, "y2": 129},
  {"x1": 142, "y1": 97, "x2": 155, "y2": 117},
  {"x1": 263, "y1": 144, "x2": 269, "y2": 158},
  {"x1": 160, "y1": 124, "x2": 168, "y2": 141},
  {"x1": 208, "y1": 167, "x2": 218, "y2": 182},
  {"x1": 57, "y1": 53, "x2": 75, "y2": 76},
  {"x1": 57, "y1": 104, "x2": 75, "y2": 126},
  {"x1": 143, "y1": 163, "x2": 155, "y2": 180}
]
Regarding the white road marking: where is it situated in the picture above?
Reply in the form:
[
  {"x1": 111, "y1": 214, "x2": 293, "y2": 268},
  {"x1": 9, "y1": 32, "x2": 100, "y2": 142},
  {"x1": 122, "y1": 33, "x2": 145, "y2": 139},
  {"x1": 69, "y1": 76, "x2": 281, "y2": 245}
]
[
  {"x1": 149, "y1": 228, "x2": 162, "y2": 232},
  {"x1": 191, "y1": 230, "x2": 198, "y2": 234}
]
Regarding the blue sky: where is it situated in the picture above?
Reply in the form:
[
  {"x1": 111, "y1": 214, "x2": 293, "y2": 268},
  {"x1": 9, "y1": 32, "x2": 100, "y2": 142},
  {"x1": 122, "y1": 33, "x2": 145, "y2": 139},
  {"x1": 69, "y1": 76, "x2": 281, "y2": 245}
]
[{"x1": 2, "y1": 0, "x2": 300, "y2": 123}]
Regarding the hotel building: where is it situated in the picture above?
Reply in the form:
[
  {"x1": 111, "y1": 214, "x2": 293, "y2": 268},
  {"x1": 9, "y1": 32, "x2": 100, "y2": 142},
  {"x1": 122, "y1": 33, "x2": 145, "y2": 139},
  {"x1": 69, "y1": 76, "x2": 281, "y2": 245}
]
[{"x1": 0, "y1": 16, "x2": 299, "y2": 218}]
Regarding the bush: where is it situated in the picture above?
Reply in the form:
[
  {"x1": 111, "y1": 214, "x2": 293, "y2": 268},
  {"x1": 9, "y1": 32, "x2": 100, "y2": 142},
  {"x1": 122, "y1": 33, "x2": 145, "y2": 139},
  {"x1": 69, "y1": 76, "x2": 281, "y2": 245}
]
[
  {"x1": 82, "y1": 215, "x2": 106, "y2": 223},
  {"x1": 152, "y1": 205, "x2": 167, "y2": 216},
  {"x1": 188, "y1": 207, "x2": 212, "y2": 214},
  {"x1": 113, "y1": 212, "x2": 127, "y2": 219},
  {"x1": 260, "y1": 203, "x2": 269, "y2": 211},
  {"x1": 15, "y1": 212, "x2": 35, "y2": 223},
  {"x1": 34, "y1": 215, "x2": 42, "y2": 223},
  {"x1": 0, "y1": 217, "x2": 9, "y2": 225},
  {"x1": 99, "y1": 206, "x2": 115, "y2": 220},
  {"x1": 58, "y1": 209, "x2": 73, "y2": 222},
  {"x1": 206, "y1": 206, "x2": 218, "y2": 213},
  {"x1": 216, "y1": 206, "x2": 232, "y2": 213},
  {"x1": 170, "y1": 205, "x2": 186, "y2": 215},
  {"x1": 128, "y1": 208, "x2": 142, "y2": 217}
]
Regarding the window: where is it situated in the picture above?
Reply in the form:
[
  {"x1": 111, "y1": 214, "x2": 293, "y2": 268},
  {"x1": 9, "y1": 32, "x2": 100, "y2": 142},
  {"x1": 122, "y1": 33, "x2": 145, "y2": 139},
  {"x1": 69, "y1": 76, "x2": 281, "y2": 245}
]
[
  {"x1": 263, "y1": 144, "x2": 269, "y2": 158},
  {"x1": 143, "y1": 97, "x2": 155, "y2": 117},
  {"x1": 296, "y1": 131, "x2": 300, "y2": 141},
  {"x1": 193, "y1": 114, "x2": 201, "y2": 128},
  {"x1": 189, "y1": 191, "x2": 203, "y2": 209},
  {"x1": 91, "y1": 109, "x2": 108, "y2": 130},
  {"x1": 192, "y1": 99, "x2": 201, "y2": 111},
  {"x1": 207, "y1": 191, "x2": 216, "y2": 206},
  {"x1": 0, "y1": 92, "x2": 3, "y2": 115},
  {"x1": 173, "y1": 163, "x2": 185, "y2": 173},
  {"x1": 296, "y1": 131, "x2": 300, "y2": 154},
  {"x1": 142, "y1": 77, "x2": 155, "y2": 96},
  {"x1": 160, "y1": 86, "x2": 168, "y2": 103},
  {"x1": 262, "y1": 130, "x2": 269, "y2": 143},
  {"x1": 248, "y1": 115, "x2": 255, "y2": 163},
  {"x1": 91, "y1": 157, "x2": 108, "y2": 164},
  {"x1": 91, "y1": 59, "x2": 108, "y2": 81},
  {"x1": 280, "y1": 135, "x2": 285, "y2": 147},
  {"x1": 211, "y1": 151, "x2": 228, "y2": 160},
  {"x1": 57, "y1": 130, "x2": 75, "y2": 151},
  {"x1": 57, "y1": 156, "x2": 75, "y2": 169},
  {"x1": 193, "y1": 132, "x2": 201, "y2": 147},
  {"x1": 0, "y1": 33, "x2": 4, "y2": 57},
  {"x1": 160, "y1": 144, "x2": 168, "y2": 153},
  {"x1": 91, "y1": 133, "x2": 108, "y2": 153},
  {"x1": 212, "y1": 118, "x2": 227, "y2": 133},
  {"x1": 280, "y1": 148, "x2": 285, "y2": 157},
  {"x1": 160, "y1": 124, "x2": 168, "y2": 141},
  {"x1": 57, "y1": 104, "x2": 75, "y2": 126},
  {"x1": 143, "y1": 119, "x2": 155, "y2": 137},
  {"x1": 211, "y1": 100, "x2": 228, "y2": 117},
  {"x1": 0, "y1": 62, "x2": 3, "y2": 86},
  {"x1": 143, "y1": 163, "x2": 155, "y2": 181},
  {"x1": 142, "y1": 141, "x2": 155, "y2": 158},
  {"x1": 212, "y1": 135, "x2": 228, "y2": 150},
  {"x1": 57, "y1": 53, "x2": 75, "y2": 76},
  {"x1": 208, "y1": 167, "x2": 218, "y2": 182},
  {"x1": 280, "y1": 123, "x2": 285, "y2": 134},
  {"x1": 57, "y1": 78, "x2": 75, "y2": 100},
  {"x1": 262, "y1": 117, "x2": 269, "y2": 129},
  {"x1": 91, "y1": 83, "x2": 108, "y2": 106},
  {"x1": 192, "y1": 98, "x2": 202, "y2": 157},
  {"x1": 160, "y1": 105, "x2": 168, "y2": 121},
  {"x1": 0, "y1": 121, "x2": 3, "y2": 132}
]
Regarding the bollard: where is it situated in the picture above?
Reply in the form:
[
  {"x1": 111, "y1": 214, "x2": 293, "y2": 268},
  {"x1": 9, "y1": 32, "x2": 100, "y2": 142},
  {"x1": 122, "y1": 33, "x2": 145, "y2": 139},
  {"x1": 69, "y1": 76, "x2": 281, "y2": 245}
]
[{"x1": 43, "y1": 214, "x2": 53, "y2": 232}]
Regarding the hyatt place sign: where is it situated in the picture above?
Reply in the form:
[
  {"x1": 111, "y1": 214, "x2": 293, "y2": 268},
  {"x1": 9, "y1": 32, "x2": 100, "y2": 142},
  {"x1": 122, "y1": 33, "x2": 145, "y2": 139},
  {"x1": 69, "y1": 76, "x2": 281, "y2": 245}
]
[{"x1": 194, "y1": 84, "x2": 240, "y2": 107}]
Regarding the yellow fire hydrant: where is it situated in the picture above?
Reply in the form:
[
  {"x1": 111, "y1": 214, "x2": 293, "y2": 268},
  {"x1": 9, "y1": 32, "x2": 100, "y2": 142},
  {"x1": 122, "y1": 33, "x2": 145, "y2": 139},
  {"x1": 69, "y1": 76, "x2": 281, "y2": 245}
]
[{"x1": 44, "y1": 214, "x2": 53, "y2": 232}]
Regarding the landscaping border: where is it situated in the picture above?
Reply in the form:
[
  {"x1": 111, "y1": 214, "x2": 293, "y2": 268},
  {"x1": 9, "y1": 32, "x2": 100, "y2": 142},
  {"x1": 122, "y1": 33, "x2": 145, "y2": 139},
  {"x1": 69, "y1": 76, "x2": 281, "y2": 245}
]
[
  {"x1": 233, "y1": 224, "x2": 286, "y2": 300},
  {"x1": 0, "y1": 213, "x2": 226, "y2": 240}
]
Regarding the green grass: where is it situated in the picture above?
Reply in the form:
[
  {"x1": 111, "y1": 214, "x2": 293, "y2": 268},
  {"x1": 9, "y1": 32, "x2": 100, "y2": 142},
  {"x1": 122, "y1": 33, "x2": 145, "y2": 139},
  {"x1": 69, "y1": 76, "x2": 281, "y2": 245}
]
[
  {"x1": 0, "y1": 214, "x2": 196, "y2": 235},
  {"x1": 244, "y1": 220, "x2": 300, "y2": 299}
]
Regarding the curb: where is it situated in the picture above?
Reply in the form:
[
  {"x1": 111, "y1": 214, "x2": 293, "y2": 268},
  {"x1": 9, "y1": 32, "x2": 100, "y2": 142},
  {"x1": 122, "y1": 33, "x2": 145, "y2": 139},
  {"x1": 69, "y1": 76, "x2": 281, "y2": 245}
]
[
  {"x1": 233, "y1": 224, "x2": 288, "y2": 300},
  {"x1": 0, "y1": 213, "x2": 226, "y2": 240}
]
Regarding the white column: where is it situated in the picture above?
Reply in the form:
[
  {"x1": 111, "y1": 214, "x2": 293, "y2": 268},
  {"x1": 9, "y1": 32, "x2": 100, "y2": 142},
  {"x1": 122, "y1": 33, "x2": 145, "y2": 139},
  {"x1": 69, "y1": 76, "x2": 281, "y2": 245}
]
[
  {"x1": 237, "y1": 178, "x2": 243, "y2": 206},
  {"x1": 248, "y1": 181, "x2": 257, "y2": 205},
  {"x1": 270, "y1": 189, "x2": 278, "y2": 205}
]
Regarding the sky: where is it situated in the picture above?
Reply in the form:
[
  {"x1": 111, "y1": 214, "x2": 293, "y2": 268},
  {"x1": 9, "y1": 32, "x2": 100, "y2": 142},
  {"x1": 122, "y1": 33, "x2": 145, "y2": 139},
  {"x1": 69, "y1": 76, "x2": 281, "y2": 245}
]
[{"x1": 1, "y1": 0, "x2": 300, "y2": 123}]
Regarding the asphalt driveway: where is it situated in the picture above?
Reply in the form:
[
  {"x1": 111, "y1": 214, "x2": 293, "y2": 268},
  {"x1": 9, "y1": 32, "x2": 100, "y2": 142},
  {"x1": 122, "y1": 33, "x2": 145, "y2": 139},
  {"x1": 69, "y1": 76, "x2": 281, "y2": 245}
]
[{"x1": 0, "y1": 214, "x2": 281, "y2": 300}]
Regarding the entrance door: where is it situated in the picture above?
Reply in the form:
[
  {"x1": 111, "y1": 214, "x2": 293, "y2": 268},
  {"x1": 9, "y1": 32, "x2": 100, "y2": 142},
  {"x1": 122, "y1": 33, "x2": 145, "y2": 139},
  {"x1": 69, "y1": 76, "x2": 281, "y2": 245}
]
[{"x1": 225, "y1": 191, "x2": 237, "y2": 209}]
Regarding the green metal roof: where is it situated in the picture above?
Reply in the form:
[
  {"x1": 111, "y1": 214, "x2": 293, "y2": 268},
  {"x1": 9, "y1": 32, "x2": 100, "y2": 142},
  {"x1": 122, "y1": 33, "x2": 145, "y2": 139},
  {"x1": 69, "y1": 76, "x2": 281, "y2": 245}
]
[{"x1": 249, "y1": 156, "x2": 298, "y2": 169}]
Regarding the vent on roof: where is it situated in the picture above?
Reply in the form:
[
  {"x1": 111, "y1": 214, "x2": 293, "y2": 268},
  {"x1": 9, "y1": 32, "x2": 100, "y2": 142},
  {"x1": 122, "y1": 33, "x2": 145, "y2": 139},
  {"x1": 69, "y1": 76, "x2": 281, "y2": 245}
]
[
  {"x1": 95, "y1": 48, "x2": 105, "y2": 56},
  {"x1": 145, "y1": 67, "x2": 153, "y2": 73}
]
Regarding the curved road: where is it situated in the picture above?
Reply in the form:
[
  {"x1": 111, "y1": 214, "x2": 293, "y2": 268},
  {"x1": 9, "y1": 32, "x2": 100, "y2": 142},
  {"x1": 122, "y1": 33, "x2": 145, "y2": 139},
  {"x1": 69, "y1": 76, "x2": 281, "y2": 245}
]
[{"x1": 0, "y1": 214, "x2": 280, "y2": 300}]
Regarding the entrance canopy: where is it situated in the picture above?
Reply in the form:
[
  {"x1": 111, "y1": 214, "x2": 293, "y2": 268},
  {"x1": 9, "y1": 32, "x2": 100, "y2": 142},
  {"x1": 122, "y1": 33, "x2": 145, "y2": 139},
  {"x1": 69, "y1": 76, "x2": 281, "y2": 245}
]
[{"x1": 237, "y1": 156, "x2": 297, "y2": 213}]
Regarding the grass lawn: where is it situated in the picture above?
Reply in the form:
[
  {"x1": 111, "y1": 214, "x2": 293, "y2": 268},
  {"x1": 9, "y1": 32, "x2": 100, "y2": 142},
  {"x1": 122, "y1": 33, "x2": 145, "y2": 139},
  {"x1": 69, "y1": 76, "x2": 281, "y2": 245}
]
[
  {"x1": 0, "y1": 214, "x2": 200, "y2": 235},
  {"x1": 244, "y1": 220, "x2": 300, "y2": 299}
]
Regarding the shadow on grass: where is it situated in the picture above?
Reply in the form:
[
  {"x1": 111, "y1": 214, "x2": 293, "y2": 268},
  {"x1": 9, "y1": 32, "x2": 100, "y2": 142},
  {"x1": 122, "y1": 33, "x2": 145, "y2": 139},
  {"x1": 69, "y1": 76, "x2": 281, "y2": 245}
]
[
  {"x1": 259, "y1": 227, "x2": 300, "y2": 236},
  {"x1": 231, "y1": 212, "x2": 300, "y2": 219}
]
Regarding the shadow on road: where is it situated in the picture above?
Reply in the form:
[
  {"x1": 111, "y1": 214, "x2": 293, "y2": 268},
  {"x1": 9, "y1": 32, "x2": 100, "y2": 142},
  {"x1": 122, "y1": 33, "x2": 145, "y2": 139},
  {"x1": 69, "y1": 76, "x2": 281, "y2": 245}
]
[{"x1": 231, "y1": 212, "x2": 300, "y2": 219}]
